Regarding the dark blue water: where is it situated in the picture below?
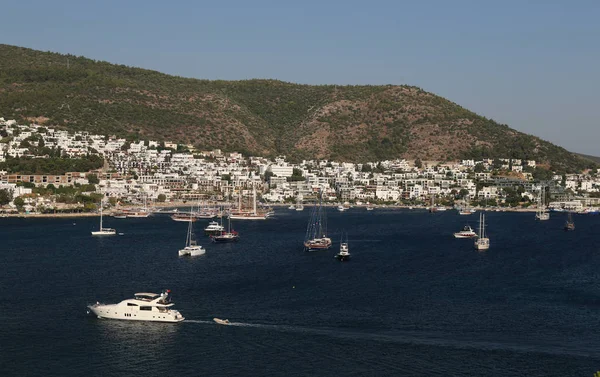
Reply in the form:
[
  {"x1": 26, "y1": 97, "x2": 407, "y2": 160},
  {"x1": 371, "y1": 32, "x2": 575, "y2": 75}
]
[{"x1": 1, "y1": 209, "x2": 599, "y2": 376}]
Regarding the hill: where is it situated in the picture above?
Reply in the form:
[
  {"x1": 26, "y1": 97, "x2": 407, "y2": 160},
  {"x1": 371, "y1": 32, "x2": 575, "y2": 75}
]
[
  {"x1": 0, "y1": 44, "x2": 594, "y2": 172},
  {"x1": 575, "y1": 153, "x2": 600, "y2": 164}
]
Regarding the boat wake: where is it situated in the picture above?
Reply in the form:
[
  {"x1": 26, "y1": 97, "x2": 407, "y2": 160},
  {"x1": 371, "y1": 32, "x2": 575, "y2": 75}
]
[{"x1": 184, "y1": 319, "x2": 596, "y2": 358}]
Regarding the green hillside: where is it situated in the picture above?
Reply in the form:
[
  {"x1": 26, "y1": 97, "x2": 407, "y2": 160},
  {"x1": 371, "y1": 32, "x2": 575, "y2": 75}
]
[{"x1": 0, "y1": 44, "x2": 594, "y2": 172}]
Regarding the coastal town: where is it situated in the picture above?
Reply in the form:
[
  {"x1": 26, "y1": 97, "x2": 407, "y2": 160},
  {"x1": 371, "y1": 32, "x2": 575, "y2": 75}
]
[{"x1": 1, "y1": 117, "x2": 599, "y2": 215}]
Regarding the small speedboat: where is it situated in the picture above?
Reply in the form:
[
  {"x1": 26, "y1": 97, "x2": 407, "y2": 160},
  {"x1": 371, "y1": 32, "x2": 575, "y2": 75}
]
[{"x1": 213, "y1": 318, "x2": 230, "y2": 325}]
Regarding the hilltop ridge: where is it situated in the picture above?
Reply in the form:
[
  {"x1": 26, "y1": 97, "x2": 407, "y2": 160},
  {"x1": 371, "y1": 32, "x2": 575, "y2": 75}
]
[{"x1": 0, "y1": 44, "x2": 593, "y2": 172}]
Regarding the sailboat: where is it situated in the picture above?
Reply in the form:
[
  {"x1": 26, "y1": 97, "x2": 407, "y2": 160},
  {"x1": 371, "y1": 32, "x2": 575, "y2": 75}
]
[
  {"x1": 304, "y1": 191, "x2": 332, "y2": 251},
  {"x1": 336, "y1": 232, "x2": 350, "y2": 261},
  {"x1": 127, "y1": 194, "x2": 151, "y2": 218},
  {"x1": 564, "y1": 212, "x2": 575, "y2": 231},
  {"x1": 295, "y1": 196, "x2": 304, "y2": 211},
  {"x1": 229, "y1": 187, "x2": 268, "y2": 220},
  {"x1": 428, "y1": 195, "x2": 437, "y2": 213},
  {"x1": 212, "y1": 210, "x2": 240, "y2": 243},
  {"x1": 91, "y1": 199, "x2": 116, "y2": 236},
  {"x1": 459, "y1": 197, "x2": 473, "y2": 215},
  {"x1": 535, "y1": 186, "x2": 550, "y2": 221},
  {"x1": 179, "y1": 210, "x2": 205, "y2": 256},
  {"x1": 195, "y1": 200, "x2": 218, "y2": 219},
  {"x1": 474, "y1": 212, "x2": 489, "y2": 250}
]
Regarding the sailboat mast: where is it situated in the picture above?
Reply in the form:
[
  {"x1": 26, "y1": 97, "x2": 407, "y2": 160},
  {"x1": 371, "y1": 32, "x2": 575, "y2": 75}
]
[
  {"x1": 253, "y1": 186, "x2": 257, "y2": 215},
  {"x1": 99, "y1": 200, "x2": 103, "y2": 230},
  {"x1": 482, "y1": 214, "x2": 485, "y2": 238},
  {"x1": 317, "y1": 191, "x2": 323, "y2": 237}
]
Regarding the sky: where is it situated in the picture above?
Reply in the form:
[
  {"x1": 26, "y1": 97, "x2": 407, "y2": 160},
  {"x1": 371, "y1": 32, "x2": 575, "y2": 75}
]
[{"x1": 1, "y1": 0, "x2": 599, "y2": 155}]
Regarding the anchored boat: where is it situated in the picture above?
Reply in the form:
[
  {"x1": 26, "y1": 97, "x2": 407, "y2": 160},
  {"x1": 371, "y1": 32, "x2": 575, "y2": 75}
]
[
  {"x1": 87, "y1": 290, "x2": 184, "y2": 323},
  {"x1": 179, "y1": 210, "x2": 205, "y2": 256},
  {"x1": 304, "y1": 191, "x2": 332, "y2": 251}
]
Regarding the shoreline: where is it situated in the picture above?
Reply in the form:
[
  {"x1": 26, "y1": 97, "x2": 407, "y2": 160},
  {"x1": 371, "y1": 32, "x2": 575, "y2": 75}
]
[{"x1": 0, "y1": 205, "x2": 547, "y2": 218}]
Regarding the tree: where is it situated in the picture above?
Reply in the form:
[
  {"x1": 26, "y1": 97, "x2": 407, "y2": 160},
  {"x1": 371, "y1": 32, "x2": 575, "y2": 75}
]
[
  {"x1": 458, "y1": 189, "x2": 470, "y2": 199},
  {"x1": 415, "y1": 158, "x2": 423, "y2": 169},
  {"x1": 157, "y1": 194, "x2": 167, "y2": 202},
  {"x1": 0, "y1": 188, "x2": 12, "y2": 205},
  {"x1": 264, "y1": 171, "x2": 274, "y2": 182},
  {"x1": 288, "y1": 168, "x2": 305, "y2": 182},
  {"x1": 473, "y1": 164, "x2": 485, "y2": 173},
  {"x1": 13, "y1": 196, "x2": 25, "y2": 209},
  {"x1": 86, "y1": 173, "x2": 100, "y2": 184}
]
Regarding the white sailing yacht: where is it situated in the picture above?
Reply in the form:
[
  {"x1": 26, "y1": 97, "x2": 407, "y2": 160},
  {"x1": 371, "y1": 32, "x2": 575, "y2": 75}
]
[
  {"x1": 179, "y1": 209, "x2": 205, "y2": 256},
  {"x1": 474, "y1": 212, "x2": 490, "y2": 250},
  {"x1": 91, "y1": 199, "x2": 116, "y2": 236},
  {"x1": 535, "y1": 186, "x2": 550, "y2": 221}
]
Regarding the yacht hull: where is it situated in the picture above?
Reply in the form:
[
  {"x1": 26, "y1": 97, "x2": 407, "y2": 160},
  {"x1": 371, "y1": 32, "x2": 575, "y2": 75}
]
[
  {"x1": 453, "y1": 233, "x2": 477, "y2": 239},
  {"x1": 304, "y1": 238, "x2": 332, "y2": 252},
  {"x1": 229, "y1": 215, "x2": 267, "y2": 220},
  {"x1": 87, "y1": 305, "x2": 184, "y2": 323},
  {"x1": 179, "y1": 246, "x2": 205, "y2": 257},
  {"x1": 91, "y1": 231, "x2": 116, "y2": 236},
  {"x1": 212, "y1": 236, "x2": 239, "y2": 243}
]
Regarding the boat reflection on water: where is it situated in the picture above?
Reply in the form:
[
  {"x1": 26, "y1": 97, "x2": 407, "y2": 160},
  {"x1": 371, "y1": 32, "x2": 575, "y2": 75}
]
[{"x1": 93, "y1": 318, "x2": 180, "y2": 366}]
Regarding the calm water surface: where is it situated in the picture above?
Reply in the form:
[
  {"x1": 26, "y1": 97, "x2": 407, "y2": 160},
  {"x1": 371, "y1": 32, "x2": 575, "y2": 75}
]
[{"x1": 1, "y1": 209, "x2": 599, "y2": 376}]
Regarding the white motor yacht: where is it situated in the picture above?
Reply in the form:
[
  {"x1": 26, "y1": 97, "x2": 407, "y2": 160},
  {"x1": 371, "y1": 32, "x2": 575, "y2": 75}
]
[
  {"x1": 453, "y1": 225, "x2": 477, "y2": 239},
  {"x1": 204, "y1": 220, "x2": 225, "y2": 235},
  {"x1": 336, "y1": 234, "x2": 350, "y2": 261},
  {"x1": 87, "y1": 290, "x2": 185, "y2": 322}
]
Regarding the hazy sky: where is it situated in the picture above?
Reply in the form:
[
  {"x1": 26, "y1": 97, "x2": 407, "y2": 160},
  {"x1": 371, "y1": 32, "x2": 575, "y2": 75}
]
[{"x1": 2, "y1": 0, "x2": 599, "y2": 155}]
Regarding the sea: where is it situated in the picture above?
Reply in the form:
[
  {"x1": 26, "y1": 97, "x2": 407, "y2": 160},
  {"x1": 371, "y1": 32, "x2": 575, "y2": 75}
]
[{"x1": 1, "y1": 209, "x2": 599, "y2": 376}]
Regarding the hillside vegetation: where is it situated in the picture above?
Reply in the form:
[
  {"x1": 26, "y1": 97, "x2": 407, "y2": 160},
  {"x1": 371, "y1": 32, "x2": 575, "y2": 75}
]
[{"x1": 0, "y1": 44, "x2": 593, "y2": 172}]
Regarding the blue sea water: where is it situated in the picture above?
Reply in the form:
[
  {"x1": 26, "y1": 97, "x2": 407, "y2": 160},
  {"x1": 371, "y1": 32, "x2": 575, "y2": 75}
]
[{"x1": 0, "y1": 209, "x2": 599, "y2": 376}]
